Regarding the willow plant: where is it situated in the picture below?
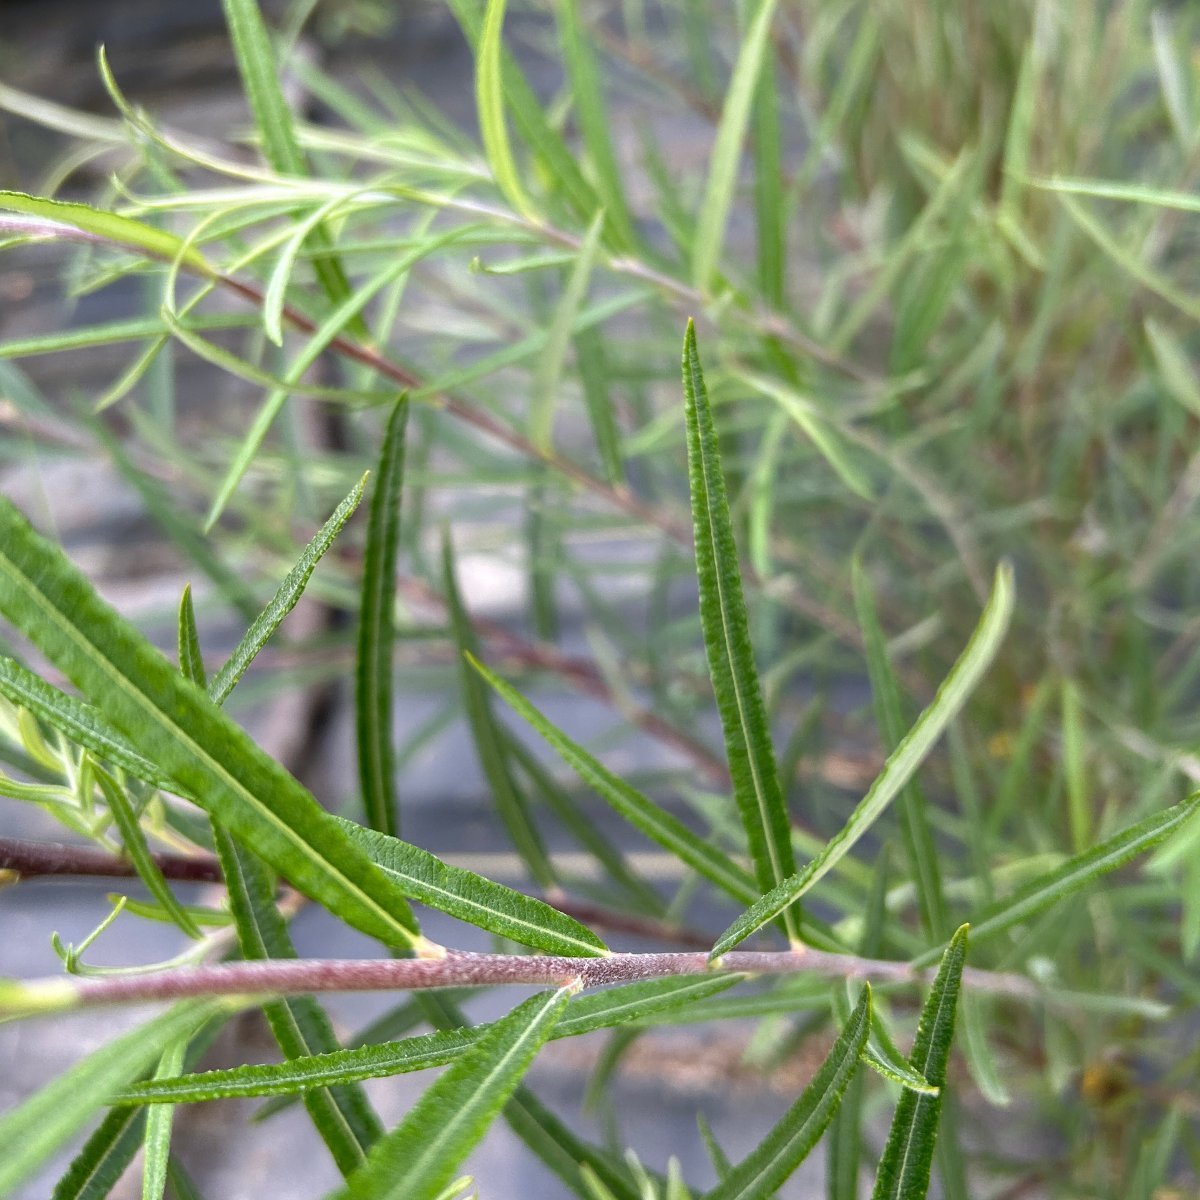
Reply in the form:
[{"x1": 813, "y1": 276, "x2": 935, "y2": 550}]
[{"x1": 1, "y1": 1, "x2": 1199, "y2": 1197}]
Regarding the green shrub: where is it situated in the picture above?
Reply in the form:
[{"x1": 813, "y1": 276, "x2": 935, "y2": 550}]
[{"x1": 1, "y1": 1, "x2": 1198, "y2": 1196}]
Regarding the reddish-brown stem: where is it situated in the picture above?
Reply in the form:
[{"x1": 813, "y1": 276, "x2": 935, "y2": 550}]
[
  {"x1": 25, "y1": 945, "x2": 1039, "y2": 1009},
  {"x1": 0, "y1": 838, "x2": 223, "y2": 884},
  {"x1": 0, "y1": 837, "x2": 713, "y2": 948}
]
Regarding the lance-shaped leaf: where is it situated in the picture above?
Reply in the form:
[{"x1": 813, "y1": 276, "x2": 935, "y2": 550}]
[
  {"x1": 556, "y1": 0, "x2": 636, "y2": 251},
  {"x1": 210, "y1": 474, "x2": 366, "y2": 705},
  {"x1": 476, "y1": 0, "x2": 535, "y2": 218},
  {"x1": 356, "y1": 398, "x2": 407, "y2": 838},
  {"x1": 682, "y1": 320, "x2": 799, "y2": 940},
  {"x1": 445, "y1": 0, "x2": 599, "y2": 225},
  {"x1": 691, "y1": 0, "x2": 780, "y2": 291},
  {"x1": 213, "y1": 825, "x2": 383, "y2": 1174},
  {"x1": 506, "y1": 1089, "x2": 642, "y2": 1200},
  {"x1": 914, "y1": 795, "x2": 1200, "y2": 965},
  {"x1": 0, "y1": 655, "x2": 164, "y2": 784},
  {"x1": 220, "y1": 0, "x2": 365, "y2": 338},
  {"x1": 0, "y1": 312, "x2": 254, "y2": 359},
  {"x1": 176, "y1": 584, "x2": 207, "y2": 689},
  {"x1": 199, "y1": 253, "x2": 411, "y2": 529},
  {"x1": 710, "y1": 563, "x2": 1014, "y2": 958},
  {"x1": 207, "y1": 487, "x2": 385, "y2": 1179},
  {"x1": 333, "y1": 817, "x2": 608, "y2": 957},
  {"x1": 707, "y1": 985, "x2": 872, "y2": 1199},
  {"x1": 0, "y1": 475, "x2": 365, "y2": 787},
  {"x1": 871, "y1": 926, "x2": 969, "y2": 1200},
  {"x1": 331, "y1": 987, "x2": 570, "y2": 1200},
  {"x1": 854, "y1": 560, "x2": 946, "y2": 938},
  {"x1": 96, "y1": 767, "x2": 202, "y2": 939},
  {"x1": 116, "y1": 975, "x2": 738, "y2": 1106},
  {"x1": 140, "y1": 1037, "x2": 188, "y2": 1200},
  {"x1": 0, "y1": 497, "x2": 427, "y2": 951},
  {"x1": 530, "y1": 209, "x2": 606, "y2": 451},
  {"x1": 50, "y1": 1105, "x2": 147, "y2": 1200},
  {"x1": 51, "y1": 1012, "x2": 227, "y2": 1199},
  {"x1": 0, "y1": 189, "x2": 213, "y2": 274},
  {"x1": 0, "y1": 1000, "x2": 223, "y2": 1197},
  {"x1": 469, "y1": 653, "x2": 759, "y2": 905},
  {"x1": 442, "y1": 537, "x2": 555, "y2": 889}
]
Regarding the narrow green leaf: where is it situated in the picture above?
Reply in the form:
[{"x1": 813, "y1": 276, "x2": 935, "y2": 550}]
[
  {"x1": 1144, "y1": 318, "x2": 1200, "y2": 420},
  {"x1": 691, "y1": 0, "x2": 779, "y2": 291},
  {"x1": 556, "y1": 0, "x2": 636, "y2": 250},
  {"x1": 1052, "y1": 190, "x2": 1200, "y2": 323},
  {"x1": 0, "y1": 1001, "x2": 222, "y2": 1196},
  {"x1": 752, "y1": 50, "x2": 784, "y2": 307},
  {"x1": 442, "y1": 537, "x2": 556, "y2": 889},
  {"x1": 165, "y1": 1158, "x2": 202, "y2": 1200},
  {"x1": 574, "y1": 327, "x2": 625, "y2": 485},
  {"x1": 50, "y1": 1105, "x2": 146, "y2": 1200},
  {"x1": 476, "y1": 0, "x2": 535, "y2": 218},
  {"x1": 933, "y1": 795, "x2": 1200, "y2": 960},
  {"x1": 357, "y1": 398, "x2": 408, "y2": 838},
  {"x1": 860, "y1": 1043, "x2": 938, "y2": 1096},
  {"x1": 0, "y1": 498, "x2": 426, "y2": 950},
  {"x1": 959, "y1": 994, "x2": 1010, "y2": 1108},
  {"x1": 469, "y1": 653, "x2": 759, "y2": 904},
  {"x1": 334, "y1": 816, "x2": 609, "y2": 957},
  {"x1": 828, "y1": 853, "x2": 890, "y2": 1200},
  {"x1": 1032, "y1": 174, "x2": 1200, "y2": 213},
  {"x1": 117, "y1": 976, "x2": 736, "y2": 1107},
  {"x1": 262, "y1": 193, "x2": 355, "y2": 346},
  {"x1": 0, "y1": 655, "x2": 163, "y2": 784},
  {"x1": 195, "y1": 252, "x2": 410, "y2": 530},
  {"x1": 829, "y1": 149, "x2": 974, "y2": 354},
  {"x1": 219, "y1": 0, "x2": 365, "y2": 338},
  {"x1": 0, "y1": 313, "x2": 255, "y2": 359},
  {"x1": 210, "y1": 475, "x2": 367, "y2": 705},
  {"x1": 682, "y1": 320, "x2": 799, "y2": 940},
  {"x1": 0, "y1": 189, "x2": 213, "y2": 274},
  {"x1": 739, "y1": 372, "x2": 874, "y2": 501},
  {"x1": 445, "y1": 0, "x2": 600, "y2": 226},
  {"x1": 332, "y1": 988, "x2": 570, "y2": 1200},
  {"x1": 710, "y1": 564, "x2": 1014, "y2": 958},
  {"x1": 504, "y1": 732, "x2": 662, "y2": 913},
  {"x1": 707, "y1": 985, "x2": 871, "y2": 1199},
  {"x1": 503, "y1": 1086, "x2": 640, "y2": 1200},
  {"x1": 177, "y1": 585, "x2": 207, "y2": 689},
  {"x1": 531, "y1": 210, "x2": 606, "y2": 450},
  {"x1": 141, "y1": 1037, "x2": 187, "y2": 1200},
  {"x1": 213, "y1": 825, "x2": 383, "y2": 1174},
  {"x1": 555, "y1": 974, "x2": 742, "y2": 1039},
  {"x1": 95, "y1": 767, "x2": 202, "y2": 939},
  {"x1": 853, "y1": 561, "x2": 946, "y2": 938},
  {"x1": 1152, "y1": 9, "x2": 1196, "y2": 151},
  {"x1": 871, "y1": 926, "x2": 969, "y2": 1200}
]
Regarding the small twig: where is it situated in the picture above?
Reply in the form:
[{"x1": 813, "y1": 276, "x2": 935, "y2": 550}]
[
  {"x1": 0, "y1": 837, "x2": 711, "y2": 948},
  {"x1": 11, "y1": 945, "x2": 1041, "y2": 1012},
  {"x1": 0, "y1": 837, "x2": 222, "y2": 884}
]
